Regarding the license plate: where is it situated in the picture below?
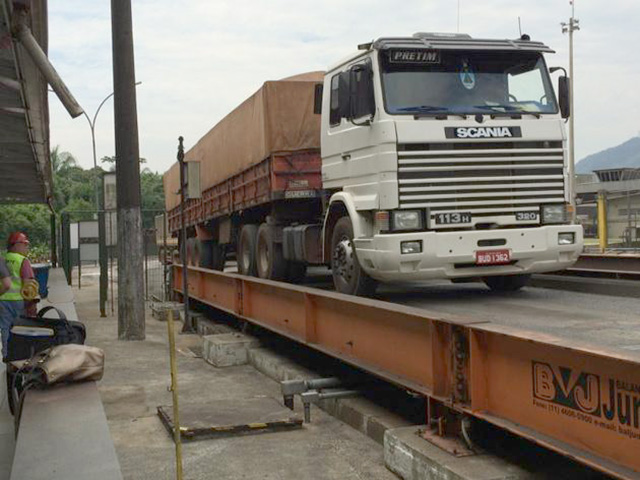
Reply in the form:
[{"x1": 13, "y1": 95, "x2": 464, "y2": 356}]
[
  {"x1": 475, "y1": 249, "x2": 511, "y2": 265},
  {"x1": 434, "y1": 212, "x2": 472, "y2": 225}
]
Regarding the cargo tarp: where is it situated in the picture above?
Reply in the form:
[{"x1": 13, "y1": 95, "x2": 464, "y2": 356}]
[{"x1": 164, "y1": 72, "x2": 323, "y2": 211}]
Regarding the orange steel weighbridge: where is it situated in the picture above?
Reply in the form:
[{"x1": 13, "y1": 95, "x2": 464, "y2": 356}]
[{"x1": 174, "y1": 265, "x2": 640, "y2": 479}]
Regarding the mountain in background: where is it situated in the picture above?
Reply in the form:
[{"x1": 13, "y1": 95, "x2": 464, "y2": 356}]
[{"x1": 576, "y1": 136, "x2": 640, "y2": 174}]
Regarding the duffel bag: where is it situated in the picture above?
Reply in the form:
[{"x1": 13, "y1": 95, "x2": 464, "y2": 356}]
[{"x1": 5, "y1": 306, "x2": 86, "y2": 362}]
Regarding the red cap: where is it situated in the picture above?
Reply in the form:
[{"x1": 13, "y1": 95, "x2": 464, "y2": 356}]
[{"x1": 7, "y1": 232, "x2": 29, "y2": 246}]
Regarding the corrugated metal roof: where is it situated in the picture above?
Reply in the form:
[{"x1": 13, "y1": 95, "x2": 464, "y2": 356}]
[{"x1": 0, "y1": 0, "x2": 51, "y2": 204}]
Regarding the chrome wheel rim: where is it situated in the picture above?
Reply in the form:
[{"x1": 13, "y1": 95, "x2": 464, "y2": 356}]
[{"x1": 333, "y1": 236, "x2": 355, "y2": 284}]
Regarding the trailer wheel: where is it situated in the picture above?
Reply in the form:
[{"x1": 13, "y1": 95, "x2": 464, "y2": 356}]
[
  {"x1": 211, "y1": 243, "x2": 226, "y2": 271},
  {"x1": 483, "y1": 274, "x2": 530, "y2": 292},
  {"x1": 238, "y1": 224, "x2": 259, "y2": 276},
  {"x1": 331, "y1": 217, "x2": 377, "y2": 296},
  {"x1": 256, "y1": 224, "x2": 287, "y2": 280},
  {"x1": 198, "y1": 240, "x2": 213, "y2": 268}
]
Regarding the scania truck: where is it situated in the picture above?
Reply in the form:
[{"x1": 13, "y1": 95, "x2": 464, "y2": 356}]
[{"x1": 164, "y1": 32, "x2": 583, "y2": 296}]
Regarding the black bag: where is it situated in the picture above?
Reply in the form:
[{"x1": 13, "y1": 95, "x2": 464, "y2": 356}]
[{"x1": 5, "y1": 306, "x2": 86, "y2": 362}]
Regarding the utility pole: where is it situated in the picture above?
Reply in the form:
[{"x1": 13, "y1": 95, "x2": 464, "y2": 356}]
[
  {"x1": 562, "y1": 1, "x2": 579, "y2": 217},
  {"x1": 111, "y1": 0, "x2": 145, "y2": 340}
]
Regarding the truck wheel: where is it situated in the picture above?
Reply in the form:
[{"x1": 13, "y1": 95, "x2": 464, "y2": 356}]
[
  {"x1": 483, "y1": 274, "x2": 530, "y2": 292},
  {"x1": 331, "y1": 217, "x2": 377, "y2": 296},
  {"x1": 238, "y1": 224, "x2": 259, "y2": 276},
  {"x1": 256, "y1": 224, "x2": 287, "y2": 280},
  {"x1": 198, "y1": 240, "x2": 214, "y2": 268},
  {"x1": 285, "y1": 262, "x2": 307, "y2": 283}
]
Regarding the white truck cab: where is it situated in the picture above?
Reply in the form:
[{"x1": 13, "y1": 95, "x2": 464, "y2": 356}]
[{"x1": 320, "y1": 32, "x2": 583, "y2": 295}]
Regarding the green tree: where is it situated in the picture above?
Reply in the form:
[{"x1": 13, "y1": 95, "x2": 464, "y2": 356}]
[{"x1": 0, "y1": 147, "x2": 165, "y2": 259}]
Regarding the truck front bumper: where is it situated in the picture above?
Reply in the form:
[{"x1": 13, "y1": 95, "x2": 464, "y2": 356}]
[{"x1": 353, "y1": 225, "x2": 584, "y2": 282}]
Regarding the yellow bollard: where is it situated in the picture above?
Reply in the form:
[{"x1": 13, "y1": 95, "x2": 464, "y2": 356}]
[{"x1": 597, "y1": 191, "x2": 608, "y2": 252}]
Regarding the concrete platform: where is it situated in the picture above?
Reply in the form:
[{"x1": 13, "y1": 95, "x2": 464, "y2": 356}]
[
  {"x1": 203, "y1": 332, "x2": 260, "y2": 367},
  {"x1": 385, "y1": 426, "x2": 528, "y2": 480}
]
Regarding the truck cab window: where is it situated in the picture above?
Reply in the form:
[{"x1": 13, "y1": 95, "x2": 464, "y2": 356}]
[
  {"x1": 329, "y1": 74, "x2": 341, "y2": 126},
  {"x1": 380, "y1": 50, "x2": 557, "y2": 116}
]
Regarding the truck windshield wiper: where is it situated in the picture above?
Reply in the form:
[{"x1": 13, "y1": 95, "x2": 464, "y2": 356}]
[
  {"x1": 473, "y1": 104, "x2": 541, "y2": 119},
  {"x1": 396, "y1": 105, "x2": 466, "y2": 119},
  {"x1": 396, "y1": 105, "x2": 449, "y2": 113}
]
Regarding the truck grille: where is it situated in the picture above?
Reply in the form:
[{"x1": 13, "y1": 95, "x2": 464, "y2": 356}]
[{"x1": 397, "y1": 141, "x2": 565, "y2": 226}]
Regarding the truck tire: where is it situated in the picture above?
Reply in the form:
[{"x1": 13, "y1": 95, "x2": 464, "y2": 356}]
[
  {"x1": 330, "y1": 217, "x2": 377, "y2": 296},
  {"x1": 483, "y1": 274, "x2": 530, "y2": 292},
  {"x1": 285, "y1": 262, "x2": 307, "y2": 283},
  {"x1": 198, "y1": 240, "x2": 214, "y2": 268},
  {"x1": 211, "y1": 243, "x2": 226, "y2": 271},
  {"x1": 238, "y1": 224, "x2": 259, "y2": 276},
  {"x1": 256, "y1": 224, "x2": 287, "y2": 280}
]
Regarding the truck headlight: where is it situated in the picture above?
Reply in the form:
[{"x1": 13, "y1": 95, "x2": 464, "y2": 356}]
[
  {"x1": 558, "y1": 232, "x2": 575, "y2": 245},
  {"x1": 541, "y1": 204, "x2": 566, "y2": 224},
  {"x1": 392, "y1": 210, "x2": 424, "y2": 231}
]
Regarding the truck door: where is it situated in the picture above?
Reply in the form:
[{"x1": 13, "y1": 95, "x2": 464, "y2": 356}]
[{"x1": 322, "y1": 60, "x2": 397, "y2": 211}]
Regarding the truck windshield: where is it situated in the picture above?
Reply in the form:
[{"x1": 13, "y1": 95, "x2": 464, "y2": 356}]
[{"x1": 380, "y1": 50, "x2": 558, "y2": 116}]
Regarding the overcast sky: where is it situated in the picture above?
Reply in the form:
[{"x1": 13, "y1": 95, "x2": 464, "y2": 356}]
[{"x1": 48, "y1": 0, "x2": 640, "y2": 174}]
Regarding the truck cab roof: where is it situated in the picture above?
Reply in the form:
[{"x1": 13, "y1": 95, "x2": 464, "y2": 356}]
[{"x1": 326, "y1": 32, "x2": 554, "y2": 73}]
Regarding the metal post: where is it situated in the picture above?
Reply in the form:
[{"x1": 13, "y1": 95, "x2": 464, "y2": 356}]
[
  {"x1": 50, "y1": 213, "x2": 57, "y2": 268},
  {"x1": 144, "y1": 230, "x2": 149, "y2": 300},
  {"x1": 61, "y1": 213, "x2": 71, "y2": 285},
  {"x1": 78, "y1": 232, "x2": 81, "y2": 290},
  {"x1": 110, "y1": 216, "x2": 115, "y2": 315},
  {"x1": 562, "y1": 3, "x2": 579, "y2": 220},
  {"x1": 177, "y1": 137, "x2": 193, "y2": 333},
  {"x1": 111, "y1": 0, "x2": 145, "y2": 340},
  {"x1": 626, "y1": 172, "x2": 632, "y2": 247},
  {"x1": 99, "y1": 209, "x2": 108, "y2": 317},
  {"x1": 163, "y1": 212, "x2": 168, "y2": 301},
  {"x1": 597, "y1": 191, "x2": 608, "y2": 252}
]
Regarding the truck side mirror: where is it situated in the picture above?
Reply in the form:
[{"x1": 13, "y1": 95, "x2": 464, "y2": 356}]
[
  {"x1": 313, "y1": 84, "x2": 323, "y2": 115},
  {"x1": 349, "y1": 63, "x2": 375, "y2": 121},
  {"x1": 558, "y1": 76, "x2": 570, "y2": 119}
]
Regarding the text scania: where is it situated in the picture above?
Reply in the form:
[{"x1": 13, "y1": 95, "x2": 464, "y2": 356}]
[
  {"x1": 456, "y1": 127, "x2": 513, "y2": 138},
  {"x1": 532, "y1": 361, "x2": 640, "y2": 430}
]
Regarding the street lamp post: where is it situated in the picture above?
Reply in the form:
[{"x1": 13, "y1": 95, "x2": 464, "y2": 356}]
[
  {"x1": 562, "y1": 2, "x2": 579, "y2": 218},
  {"x1": 83, "y1": 81, "x2": 142, "y2": 317}
]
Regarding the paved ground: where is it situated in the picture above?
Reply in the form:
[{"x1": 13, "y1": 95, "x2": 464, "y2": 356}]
[
  {"x1": 376, "y1": 280, "x2": 640, "y2": 350},
  {"x1": 74, "y1": 275, "x2": 397, "y2": 480}
]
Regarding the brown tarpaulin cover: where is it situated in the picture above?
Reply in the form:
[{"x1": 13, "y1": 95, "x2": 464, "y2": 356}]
[{"x1": 164, "y1": 72, "x2": 323, "y2": 211}]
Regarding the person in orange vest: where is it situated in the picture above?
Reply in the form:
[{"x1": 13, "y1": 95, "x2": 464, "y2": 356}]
[{"x1": 0, "y1": 232, "x2": 36, "y2": 358}]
